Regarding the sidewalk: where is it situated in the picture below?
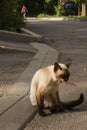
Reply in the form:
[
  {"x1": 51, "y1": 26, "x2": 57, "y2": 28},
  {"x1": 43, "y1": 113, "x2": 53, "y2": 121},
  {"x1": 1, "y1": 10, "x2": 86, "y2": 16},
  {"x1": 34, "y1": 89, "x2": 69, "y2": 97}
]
[
  {"x1": 25, "y1": 17, "x2": 87, "y2": 23},
  {"x1": 0, "y1": 41, "x2": 59, "y2": 130}
]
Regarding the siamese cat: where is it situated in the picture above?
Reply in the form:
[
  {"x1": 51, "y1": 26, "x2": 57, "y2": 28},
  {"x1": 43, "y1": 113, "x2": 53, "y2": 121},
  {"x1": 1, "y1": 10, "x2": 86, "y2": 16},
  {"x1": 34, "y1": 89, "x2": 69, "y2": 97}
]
[{"x1": 29, "y1": 59, "x2": 84, "y2": 116}]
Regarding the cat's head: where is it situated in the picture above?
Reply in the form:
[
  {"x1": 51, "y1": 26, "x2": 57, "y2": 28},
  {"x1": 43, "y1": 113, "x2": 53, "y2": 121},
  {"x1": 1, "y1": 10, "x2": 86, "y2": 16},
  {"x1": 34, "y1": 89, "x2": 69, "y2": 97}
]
[{"x1": 54, "y1": 58, "x2": 71, "y2": 83}]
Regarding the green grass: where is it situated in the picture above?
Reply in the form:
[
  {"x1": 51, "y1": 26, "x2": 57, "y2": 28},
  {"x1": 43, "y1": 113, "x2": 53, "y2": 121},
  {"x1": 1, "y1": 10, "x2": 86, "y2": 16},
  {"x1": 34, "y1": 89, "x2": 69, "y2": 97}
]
[{"x1": 37, "y1": 13, "x2": 87, "y2": 20}]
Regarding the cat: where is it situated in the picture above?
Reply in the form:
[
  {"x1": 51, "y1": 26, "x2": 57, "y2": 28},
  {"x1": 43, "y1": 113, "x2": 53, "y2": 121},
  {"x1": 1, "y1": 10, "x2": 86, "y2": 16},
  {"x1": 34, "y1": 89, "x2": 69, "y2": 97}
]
[{"x1": 29, "y1": 58, "x2": 84, "y2": 116}]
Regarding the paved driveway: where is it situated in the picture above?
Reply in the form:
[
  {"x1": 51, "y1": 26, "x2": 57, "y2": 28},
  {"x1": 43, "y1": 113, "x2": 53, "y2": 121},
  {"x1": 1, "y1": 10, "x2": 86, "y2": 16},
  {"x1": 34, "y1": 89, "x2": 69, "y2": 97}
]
[{"x1": 0, "y1": 42, "x2": 36, "y2": 96}]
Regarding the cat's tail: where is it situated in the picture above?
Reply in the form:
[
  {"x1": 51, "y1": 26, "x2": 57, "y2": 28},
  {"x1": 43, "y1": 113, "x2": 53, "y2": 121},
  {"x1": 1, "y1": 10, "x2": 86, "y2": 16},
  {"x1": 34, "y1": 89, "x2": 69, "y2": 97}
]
[{"x1": 61, "y1": 93, "x2": 84, "y2": 109}]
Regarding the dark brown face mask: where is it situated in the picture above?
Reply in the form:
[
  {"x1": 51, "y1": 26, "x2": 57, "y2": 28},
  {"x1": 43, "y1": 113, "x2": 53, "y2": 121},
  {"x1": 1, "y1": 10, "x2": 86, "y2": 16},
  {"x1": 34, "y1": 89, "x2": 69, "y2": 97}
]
[{"x1": 60, "y1": 71, "x2": 70, "y2": 82}]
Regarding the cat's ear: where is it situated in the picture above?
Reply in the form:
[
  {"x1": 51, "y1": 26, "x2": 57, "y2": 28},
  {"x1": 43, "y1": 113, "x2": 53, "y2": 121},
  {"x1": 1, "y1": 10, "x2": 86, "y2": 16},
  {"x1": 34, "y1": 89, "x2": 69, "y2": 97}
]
[
  {"x1": 65, "y1": 58, "x2": 72, "y2": 68},
  {"x1": 54, "y1": 62, "x2": 62, "y2": 72}
]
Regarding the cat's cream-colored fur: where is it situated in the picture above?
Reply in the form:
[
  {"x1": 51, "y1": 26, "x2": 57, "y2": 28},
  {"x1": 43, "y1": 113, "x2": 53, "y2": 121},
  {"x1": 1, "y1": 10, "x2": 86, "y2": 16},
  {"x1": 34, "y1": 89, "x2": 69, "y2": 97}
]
[
  {"x1": 29, "y1": 59, "x2": 84, "y2": 116},
  {"x1": 29, "y1": 63, "x2": 67, "y2": 107}
]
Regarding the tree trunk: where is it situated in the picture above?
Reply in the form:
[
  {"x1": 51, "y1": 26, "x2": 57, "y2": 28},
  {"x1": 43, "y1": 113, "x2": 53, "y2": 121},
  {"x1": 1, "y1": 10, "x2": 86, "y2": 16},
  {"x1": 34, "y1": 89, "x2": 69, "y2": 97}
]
[
  {"x1": 81, "y1": 2, "x2": 87, "y2": 16},
  {"x1": 78, "y1": 2, "x2": 81, "y2": 16}
]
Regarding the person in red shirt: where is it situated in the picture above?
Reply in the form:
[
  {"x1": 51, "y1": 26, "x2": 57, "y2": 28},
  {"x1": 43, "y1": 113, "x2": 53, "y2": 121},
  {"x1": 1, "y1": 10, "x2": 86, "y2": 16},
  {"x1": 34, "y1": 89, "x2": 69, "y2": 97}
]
[{"x1": 21, "y1": 5, "x2": 28, "y2": 18}]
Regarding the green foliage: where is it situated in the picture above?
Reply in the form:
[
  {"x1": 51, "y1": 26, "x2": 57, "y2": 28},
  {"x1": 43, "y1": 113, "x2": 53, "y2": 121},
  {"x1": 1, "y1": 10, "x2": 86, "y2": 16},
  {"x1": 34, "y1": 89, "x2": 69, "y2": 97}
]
[
  {"x1": 22, "y1": 0, "x2": 45, "y2": 16},
  {"x1": 20, "y1": 0, "x2": 87, "y2": 17},
  {"x1": 44, "y1": 0, "x2": 58, "y2": 15},
  {"x1": 0, "y1": 0, "x2": 24, "y2": 32},
  {"x1": 22, "y1": 0, "x2": 59, "y2": 16},
  {"x1": 55, "y1": 1, "x2": 65, "y2": 16},
  {"x1": 37, "y1": 13, "x2": 46, "y2": 18}
]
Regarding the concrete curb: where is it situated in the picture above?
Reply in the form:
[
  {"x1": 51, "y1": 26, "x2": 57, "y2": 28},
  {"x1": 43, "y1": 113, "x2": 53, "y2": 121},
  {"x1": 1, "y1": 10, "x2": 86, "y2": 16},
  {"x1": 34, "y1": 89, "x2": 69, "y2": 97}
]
[
  {"x1": 0, "y1": 40, "x2": 37, "y2": 53},
  {"x1": 0, "y1": 42, "x2": 59, "y2": 130},
  {"x1": 25, "y1": 17, "x2": 87, "y2": 22},
  {"x1": 0, "y1": 29, "x2": 43, "y2": 44},
  {"x1": 21, "y1": 28, "x2": 44, "y2": 42}
]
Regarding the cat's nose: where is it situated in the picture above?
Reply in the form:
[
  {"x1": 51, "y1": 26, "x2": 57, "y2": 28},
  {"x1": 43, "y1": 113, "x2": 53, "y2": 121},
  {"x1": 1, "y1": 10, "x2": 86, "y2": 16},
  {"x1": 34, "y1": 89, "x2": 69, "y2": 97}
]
[{"x1": 64, "y1": 77, "x2": 69, "y2": 81}]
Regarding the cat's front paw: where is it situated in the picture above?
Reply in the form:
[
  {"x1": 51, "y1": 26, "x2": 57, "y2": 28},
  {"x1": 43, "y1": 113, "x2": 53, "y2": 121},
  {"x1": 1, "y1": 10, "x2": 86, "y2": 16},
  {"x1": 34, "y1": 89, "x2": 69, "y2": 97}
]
[
  {"x1": 58, "y1": 106, "x2": 65, "y2": 112},
  {"x1": 39, "y1": 111, "x2": 46, "y2": 117},
  {"x1": 50, "y1": 107, "x2": 57, "y2": 113}
]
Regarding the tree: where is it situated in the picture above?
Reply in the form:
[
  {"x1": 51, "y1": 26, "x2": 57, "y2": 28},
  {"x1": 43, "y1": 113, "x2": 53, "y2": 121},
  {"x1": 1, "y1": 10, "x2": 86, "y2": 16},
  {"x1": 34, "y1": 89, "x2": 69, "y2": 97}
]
[
  {"x1": 22, "y1": 0, "x2": 45, "y2": 16},
  {"x1": 20, "y1": 0, "x2": 87, "y2": 16},
  {"x1": 44, "y1": 0, "x2": 58, "y2": 15},
  {"x1": 22, "y1": 0, "x2": 59, "y2": 16},
  {"x1": 72, "y1": 0, "x2": 87, "y2": 16},
  {"x1": 81, "y1": 0, "x2": 87, "y2": 16}
]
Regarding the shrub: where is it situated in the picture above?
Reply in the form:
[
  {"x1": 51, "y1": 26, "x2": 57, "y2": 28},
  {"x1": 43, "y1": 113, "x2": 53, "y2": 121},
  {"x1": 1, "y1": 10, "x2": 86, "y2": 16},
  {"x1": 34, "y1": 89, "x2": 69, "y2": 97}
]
[{"x1": 0, "y1": 0, "x2": 24, "y2": 32}]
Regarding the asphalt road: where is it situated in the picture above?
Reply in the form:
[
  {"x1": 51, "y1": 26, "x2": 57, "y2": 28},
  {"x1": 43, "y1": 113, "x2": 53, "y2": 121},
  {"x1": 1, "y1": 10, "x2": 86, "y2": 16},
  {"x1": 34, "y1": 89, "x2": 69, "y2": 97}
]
[
  {"x1": 24, "y1": 20, "x2": 87, "y2": 130},
  {"x1": 0, "y1": 46, "x2": 36, "y2": 97}
]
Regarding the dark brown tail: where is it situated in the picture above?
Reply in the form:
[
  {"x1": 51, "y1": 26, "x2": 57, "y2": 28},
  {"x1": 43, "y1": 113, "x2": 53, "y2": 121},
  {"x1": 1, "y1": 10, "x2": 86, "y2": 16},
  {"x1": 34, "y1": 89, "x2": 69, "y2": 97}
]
[{"x1": 61, "y1": 93, "x2": 84, "y2": 110}]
